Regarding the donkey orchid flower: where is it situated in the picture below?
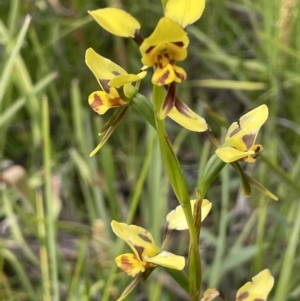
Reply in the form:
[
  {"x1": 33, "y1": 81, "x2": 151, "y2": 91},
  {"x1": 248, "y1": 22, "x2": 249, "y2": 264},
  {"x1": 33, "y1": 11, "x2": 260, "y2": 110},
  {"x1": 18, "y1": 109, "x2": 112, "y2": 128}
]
[
  {"x1": 201, "y1": 269, "x2": 274, "y2": 301},
  {"x1": 235, "y1": 269, "x2": 274, "y2": 301},
  {"x1": 88, "y1": 1, "x2": 207, "y2": 131},
  {"x1": 111, "y1": 220, "x2": 185, "y2": 277},
  {"x1": 166, "y1": 199, "x2": 212, "y2": 231},
  {"x1": 85, "y1": 47, "x2": 146, "y2": 115},
  {"x1": 215, "y1": 105, "x2": 268, "y2": 163},
  {"x1": 140, "y1": 0, "x2": 205, "y2": 85},
  {"x1": 89, "y1": 0, "x2": 205, "y2": 86}
]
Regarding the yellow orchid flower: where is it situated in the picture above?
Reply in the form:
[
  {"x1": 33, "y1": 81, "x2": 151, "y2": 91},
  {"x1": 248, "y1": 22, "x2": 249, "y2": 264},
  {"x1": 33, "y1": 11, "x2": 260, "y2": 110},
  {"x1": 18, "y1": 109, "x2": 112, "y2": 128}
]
[
  {"x1": 235, "y1": 269, "x2": 274, "y2": 301},
  {"x1": 140, "y1": 0, "x2": 205, "y2": 85},
  {"x1": 85, "y1": 47, "x2": 146, "y2": 115},
  {"x1": 140, "y1": 17, "x2": 188, "y2": 86},
  {"x1": 89, "y1": 0, "x2": 205, "y2": 85},
  {"x1": 88, "y1": 2, "x2": 208, "y2": 131},
  {"x1": 201, "y1": 269, "x2": 274, "y2": 301},
  {"x1": 111, "y1": 220, "x2": 185, "y2": 277},
  {"x1": 166, "y1": 199, "x2": 212, "y2": 230},
  {"x1": 215, "y1": 105, "x2": 268, "y2": 163}
]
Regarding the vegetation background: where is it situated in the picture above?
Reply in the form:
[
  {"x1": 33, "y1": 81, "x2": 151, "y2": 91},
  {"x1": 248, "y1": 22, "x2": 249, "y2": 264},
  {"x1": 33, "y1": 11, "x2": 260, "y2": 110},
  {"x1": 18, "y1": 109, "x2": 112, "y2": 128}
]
[{"x1": 0, "y1": 0, "x2": 299, "y2": 300}]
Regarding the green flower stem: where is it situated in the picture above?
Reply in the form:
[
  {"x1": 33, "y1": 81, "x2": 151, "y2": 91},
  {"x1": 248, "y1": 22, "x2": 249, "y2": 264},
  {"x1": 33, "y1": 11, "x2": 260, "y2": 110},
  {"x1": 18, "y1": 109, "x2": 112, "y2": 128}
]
[
  {"x1": 198, "y1": 154, "x2": 226, "y2": 198},
  {"x1": 152, "y1": 85, "x2": 200, "y2": 301},
  {"x1": 231, "y1": 162, "x2": 251, "y2": 196}
]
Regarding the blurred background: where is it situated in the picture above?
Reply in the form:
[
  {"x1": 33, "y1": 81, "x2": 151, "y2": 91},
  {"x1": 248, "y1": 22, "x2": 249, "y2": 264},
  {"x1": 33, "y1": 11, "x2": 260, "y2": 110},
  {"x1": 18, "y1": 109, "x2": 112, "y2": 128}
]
[{"x1": 0, "y1": 0, "x2": 299, "y2": 300}]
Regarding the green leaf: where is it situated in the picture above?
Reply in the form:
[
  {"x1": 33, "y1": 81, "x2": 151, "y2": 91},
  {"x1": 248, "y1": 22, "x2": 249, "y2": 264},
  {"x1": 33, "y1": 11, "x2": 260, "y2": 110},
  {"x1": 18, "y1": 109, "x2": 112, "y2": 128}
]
[
  {"x1": 90, "y1": 106, "x2": 129, "y2": 157},
  {"x1": 99, "y1": 105, "x2": 129, "y2": 135}
]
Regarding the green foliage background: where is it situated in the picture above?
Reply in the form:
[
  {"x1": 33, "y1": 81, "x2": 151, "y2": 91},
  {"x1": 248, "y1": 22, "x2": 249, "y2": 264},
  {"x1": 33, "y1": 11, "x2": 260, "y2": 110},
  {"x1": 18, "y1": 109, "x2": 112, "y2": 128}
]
[{"x1": 0, "y1": 0, "x2": 299, "y2": 300}]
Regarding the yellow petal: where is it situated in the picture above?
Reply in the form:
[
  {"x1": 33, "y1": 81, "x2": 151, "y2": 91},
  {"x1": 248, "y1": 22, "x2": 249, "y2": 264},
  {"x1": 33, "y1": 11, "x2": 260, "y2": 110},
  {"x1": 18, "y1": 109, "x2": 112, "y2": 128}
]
[
  {"x1": 109, "y1": 70, "x2": 147, "y2": 88},
  {"x1": 115, "y1": 253, "x2": 145, "y2": 277},
  {"x1": 88, "y1": 91, "x2": 126, "y2": 115},
  {"x1": 235, "y1": 269, "x2": 274, "y2": 301},
  {"x1": 173, "y1": 64, "x2": 187, "y2": 83},
  {"x1": 168, "y1": 101, "x2": 207, "y2": 132},
  {"x1": 140, "y1": 17, "x2": 189, "y2": 67},
  {"x1": 166, "y1": 199, "x2": 212, "y2": 230},
  {"x1": 215, "y1": 146, "x2": 255, "y2": 163},
  {"x1": 111, "y1": 221, "x2": 161, "y2": 259},
  {"x1": 225, "y1": 105, "x2": 268, "y2": 151},
  {"x1": 165, "y1": 0, "x2": 205, "y2": 28},
  {"x1": 145, "y1": 251, "x2": 185, "y2": 270},
  {"x1": 88, "y1": 8, "x2": 140, "y2": 38},
  {"x1": 152, "y1": 63, "x2": 186, "y2": 86},
  {"x1": 85, "y1": 48, "x2": 127, "y2": 89},
  {"x1": 152, "y1": 64, "x2": 176, "y2": 86},
  {"x1": 201, "y1": 288, "x2": 220, "y2": 301}
]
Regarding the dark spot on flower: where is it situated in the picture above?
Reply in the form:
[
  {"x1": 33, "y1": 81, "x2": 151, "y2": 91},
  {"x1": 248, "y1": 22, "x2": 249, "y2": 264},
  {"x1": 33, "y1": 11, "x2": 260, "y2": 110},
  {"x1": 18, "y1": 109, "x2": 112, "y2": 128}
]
[
  {"x1": 146, "y1": 45, "x2": 155, "y2": 54},
  {"x1": 229, "y1": 127, "x2": 241, "y2": 137},
  {"x1": 172, "y1": 41, "x2": 184, "y2": 47},
  {"x1": 110, "y1": 97, "x2": 123, "y2": 107},
  {"x1": 164, "y1": 53, "x2": 170, "y2": 59},
  {"x1": 99, "y1": 79, "x2": 110, "y2": 93},
  {"x1": 157, "y1": 54, "x2": 163, "y2": 68},
  {"x1": 175, "y1": 98, "x2": 189, "y2": 117},
  {"x1": 138, "y1": 234, "x2": 152, "y2": 243},
  {"x1": 237, "y1": 291, "x2": 249, "y2": 300},
  {"x1": 162, "y1": 83, "x2": 176, "y2": 114},
  {"x1": 133, "y1": 29, "x2": 143, "y2": 46},
  {"x1": 157, "y1": 70, "x2": 170, "y2": 85},
  {"x1": 112, "y1": 71, "x2": 120, "y2": 76},
  {"x1": 254, "y1": 145, "x2": 262, "y2": 152},
  {"x1": 134, "y1": 246, "x2": 144, "y2": 260},
  {"x1": 120, "y1": 255, "x2": 136, "y2": 273},
  {"x1": 174, "y1": 70, "x2": 185, "y2": 82},
  {"x1": 242, "y1": 134, "x2": 255, "y2": 149},
  {"x1": 91, "y1": 93, "x2": 103, "y2": 110}
]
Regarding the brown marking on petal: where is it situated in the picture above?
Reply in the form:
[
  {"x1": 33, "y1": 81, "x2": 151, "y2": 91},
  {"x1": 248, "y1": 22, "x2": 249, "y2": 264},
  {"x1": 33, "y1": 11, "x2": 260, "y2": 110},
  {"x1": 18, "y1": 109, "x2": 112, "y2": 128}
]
[
  {"x1": 164, "y1": 53, "x2": 170, "y2": 59},
  {"x1": 157, "y1": 54, "x2": 163, "y2": 69},
  {"x1": 135, "y1": 246, "x2": 144, "y2": 260},
  {"x1": 174, "y1": 70, "x2": 185, "y2": 82},
  {"x1": 138, "y1": 234, "x2": 152, "y2": 243},
  {"x1": 240, "y1": 155, "x2": 253, "y2": 162},
  {"x1": 110, "y1": 97, "x2": 124, "y2": 107},
  {"x1": 174, "y1": 97, "x2": 189, "y2": 117},
  {"x1": 230, "y1": 127, "x2": 241, "y2": 137},
  {"x1": 99, "y1": 79, "x2": 110, "y2": 93},
  {"x1": 242, "y1": 134, "x2": 256, "y2": 149},
  {"x1": 112, "y1": 71, "x2": 121, "y2": 76},
  {"x1": 254, "y1": 299, "x2": 265, "y2": 301},
  {"x1": 133, "y1": 29, "x2": 143, "y2": 46},
  {"x1": 237, "y1": 291, "x2": 249, "y2": 300},
  {"x1": 172, "y1": 41, "x2": 184, "y2": 47},
  {"x1": 91, "y1": 93, "x2": 103, "y2": 110},
  {"x1": 162, "y1": 82, "x2": 176, "y2": 113},
  {"x1": 146, "y1": 45, "x2": 155, "y2": 54},
  {"x1": 144, "y1": 261, "x2": 156, "y2": 269},
  {"x1": 254, "y1": 145, "x2": 262, "y2": 153},
  {"x1": 119, "y1": 254, "x2": 136, "y2": 273},
  {"x1": 157, "y1": 70, "x2": 170, "y2": 85}
]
